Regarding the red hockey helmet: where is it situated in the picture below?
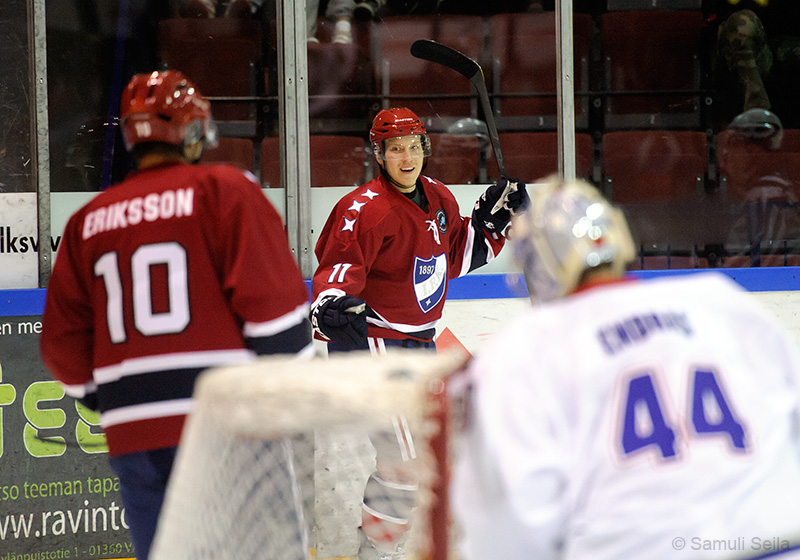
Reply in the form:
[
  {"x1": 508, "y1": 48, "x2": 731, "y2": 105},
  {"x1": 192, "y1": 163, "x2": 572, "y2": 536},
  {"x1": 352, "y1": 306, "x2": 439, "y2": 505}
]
[
  {"x1": 370, "y1": 108, "x2": 431, "y2": 159},
  {"x1": 120, "y1": 70, "x2": 218, "y2": 152}
]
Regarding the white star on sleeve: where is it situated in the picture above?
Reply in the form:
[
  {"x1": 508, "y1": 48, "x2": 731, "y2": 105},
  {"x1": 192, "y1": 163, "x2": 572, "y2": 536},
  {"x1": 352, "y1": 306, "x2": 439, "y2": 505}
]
[
  {"x1": 362, "y1": 188, "x2": 379, "y2": 200},
  {"x1": 348, "y1": 200, "x2": 367, "y2": 212},
  {"x1": 342, "y1": 217, "x2": 356, "y2": 232}
]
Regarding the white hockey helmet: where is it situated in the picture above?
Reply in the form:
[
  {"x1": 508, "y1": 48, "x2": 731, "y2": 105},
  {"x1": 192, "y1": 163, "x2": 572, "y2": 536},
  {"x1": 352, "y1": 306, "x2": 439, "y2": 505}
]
[{"x1": 511, "y1": 176, "x2": 636, "y2": 303}]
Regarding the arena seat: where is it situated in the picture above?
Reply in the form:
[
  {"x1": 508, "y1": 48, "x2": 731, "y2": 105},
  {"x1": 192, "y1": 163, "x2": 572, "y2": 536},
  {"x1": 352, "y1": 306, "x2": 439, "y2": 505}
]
[
  {"x1": 602, "y1": 130, "x2": 707, "y2": 203},
  {"x1": 606, "y1": 0, "x2": 701, "y2": 9},
  {"x1": 722, "y1": 253, "x2": 800, "y2": 268},
  {"x1": 200, "y1": 138, "x2": 255, "y2": 173},
  {"x1": 716, "y1": 129, "x2": 800, "y2": 203},
  {"x1": 716, "y1": 129, "x2": 800, "y2": 260},
  {"x1": 261, "y1": 135, "x2": 368, "y2": 188},
  {"x1": 309, "y1": 135, "x2": 368, "y2": 187},
  {"x1": 422, "y1": 133, "x2": 481, "y2": 185},
  {"x1": 629, "y1": 254, "x2": 709, "y2": 270},
  {"x1": 489, "y1": 12, "x2": 592, "y2": 131},
  {"x1": 375, "y1": 14, "x2": 483, "y2": 131},
  {"x1": 307, "y1": 19, "x2": 374, "y2": 135},
  {"x1": 260, "y1": 137, "x2": 280, "y2": 188},
  {"x1": 158, "y1": 17, "x2": 263, "y2": 138},
  {"x1": 487, "y1": 132, "x2": 594, "y2": 184},
  {"x1": 600, "y1": 10, "x2": 704, "y2": 130}
]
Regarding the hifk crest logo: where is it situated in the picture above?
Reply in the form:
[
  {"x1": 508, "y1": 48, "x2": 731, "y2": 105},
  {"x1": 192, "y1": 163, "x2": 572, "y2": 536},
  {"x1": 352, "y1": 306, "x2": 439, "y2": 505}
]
[{"x1": 413, "y1": 254, "x2": 447, "y2": 313}]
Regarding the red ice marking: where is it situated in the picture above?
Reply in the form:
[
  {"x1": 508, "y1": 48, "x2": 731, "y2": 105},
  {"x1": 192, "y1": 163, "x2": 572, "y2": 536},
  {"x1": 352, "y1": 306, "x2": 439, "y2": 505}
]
[{"x1": 435, "y1": 327, "x2": 471, "y2": 357}]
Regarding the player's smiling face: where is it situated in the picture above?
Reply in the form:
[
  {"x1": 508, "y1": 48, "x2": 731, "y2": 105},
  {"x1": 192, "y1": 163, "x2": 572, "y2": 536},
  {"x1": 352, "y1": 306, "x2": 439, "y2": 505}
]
[{"x1": 381, "y1": 135, "x2": 425, "y2": 189}]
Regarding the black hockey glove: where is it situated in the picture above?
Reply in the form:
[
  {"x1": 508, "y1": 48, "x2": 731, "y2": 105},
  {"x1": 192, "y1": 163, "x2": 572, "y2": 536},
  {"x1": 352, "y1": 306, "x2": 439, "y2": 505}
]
[
  {"x1": 310, "y1": 295, "x2": 369, "y2": 350},
  {"x1": 473, "y1": 178, "x2": 529, "y2": 235}
]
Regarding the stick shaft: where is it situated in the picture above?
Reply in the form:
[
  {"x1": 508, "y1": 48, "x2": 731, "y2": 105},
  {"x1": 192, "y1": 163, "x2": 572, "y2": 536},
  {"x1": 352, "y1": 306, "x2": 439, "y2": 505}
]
[
  {"x1": 410, "y1": 39, "x2": 509, "y2": 212},
  {"x1": 470, "y1": 76, "x2": 506, "y2": 179},
  {"x1": 471, "y1": 77, "x2": 512, "y2": 214}
]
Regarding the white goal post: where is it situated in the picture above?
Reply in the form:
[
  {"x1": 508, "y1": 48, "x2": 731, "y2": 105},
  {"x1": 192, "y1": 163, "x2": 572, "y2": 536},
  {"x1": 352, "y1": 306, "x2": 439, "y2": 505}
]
[{"x1": 150, "y1": 349, "x2": 467, "y2": 560}]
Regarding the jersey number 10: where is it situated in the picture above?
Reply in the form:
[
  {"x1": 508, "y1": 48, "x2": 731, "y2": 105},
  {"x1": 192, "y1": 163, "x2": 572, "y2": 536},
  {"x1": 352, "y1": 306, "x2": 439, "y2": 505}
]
[{"x1": 95, "y1": 242, "x2": 190, "y2": 343}]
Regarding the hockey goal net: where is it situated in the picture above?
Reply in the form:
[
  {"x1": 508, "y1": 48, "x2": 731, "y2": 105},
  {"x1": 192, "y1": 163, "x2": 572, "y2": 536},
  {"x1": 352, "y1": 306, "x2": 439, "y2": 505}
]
[{"x1": 150, "y1": 349, "x2": 467, "y2": 560}]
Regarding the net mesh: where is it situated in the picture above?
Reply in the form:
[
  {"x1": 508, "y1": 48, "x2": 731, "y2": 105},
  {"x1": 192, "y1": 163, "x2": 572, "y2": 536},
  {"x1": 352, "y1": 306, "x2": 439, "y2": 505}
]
[{"x1": 150, "y1": 349, "x2": 464, "y2": 560}]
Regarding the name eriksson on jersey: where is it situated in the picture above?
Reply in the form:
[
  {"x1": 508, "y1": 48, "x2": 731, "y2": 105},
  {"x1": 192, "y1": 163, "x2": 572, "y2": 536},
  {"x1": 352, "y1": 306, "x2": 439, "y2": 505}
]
[{"x1": 82, "y1": 188, "x2": 194, "y2": 240}]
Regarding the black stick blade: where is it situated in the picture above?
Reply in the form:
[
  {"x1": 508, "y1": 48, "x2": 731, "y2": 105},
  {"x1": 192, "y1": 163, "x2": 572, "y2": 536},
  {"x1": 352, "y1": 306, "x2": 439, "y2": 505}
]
[{"x1": 410, "y1": 39, "x2": 481, "y2": 81}]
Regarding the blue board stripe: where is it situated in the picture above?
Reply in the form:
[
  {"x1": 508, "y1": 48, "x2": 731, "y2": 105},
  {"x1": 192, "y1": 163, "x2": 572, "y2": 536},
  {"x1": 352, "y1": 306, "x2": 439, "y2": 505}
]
[
  {"x1": 0, "y1": 288, "x2": 47, "y2": 317},
  {"x1": 628, "y1": 267, "x2": 800, "y2": 292},
  {"x1": 9, "y1": 268, "x2": 800, "y2": 318}
]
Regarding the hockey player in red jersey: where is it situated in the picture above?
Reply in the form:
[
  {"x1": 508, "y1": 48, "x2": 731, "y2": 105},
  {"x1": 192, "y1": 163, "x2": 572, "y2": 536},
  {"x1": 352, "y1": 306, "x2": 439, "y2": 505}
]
[
  {"x1": 310, "y1": 107, "x2": 528, "y2": 559},
  {"x1": 311, "y1": 107, "x2": 528, "y2": 352},
  {"x1": 40, "y1": 71, "x2": 312, "y2": 560}
]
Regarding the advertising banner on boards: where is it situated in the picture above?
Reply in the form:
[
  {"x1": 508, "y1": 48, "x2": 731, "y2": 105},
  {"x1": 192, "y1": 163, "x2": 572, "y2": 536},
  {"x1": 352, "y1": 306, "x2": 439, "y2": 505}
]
[{"x1": 0, "y1": 292, "x2": 133, "y2": 559}]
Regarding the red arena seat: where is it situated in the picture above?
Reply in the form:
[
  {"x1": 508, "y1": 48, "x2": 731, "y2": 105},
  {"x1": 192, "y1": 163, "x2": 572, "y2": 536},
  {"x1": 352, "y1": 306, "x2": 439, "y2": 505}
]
[
  {"x1": 262, "y1": 136, "x2": 368, "y2": 188},
  {"x1": 489, "y1": 12, "x2": 593, "y2": 131},
  {"x1": 601, "y1": 10, "x2": 704, "y2": 130},
  {"x1": 375, "y1": 15, "x2": 483, "y2": 130},
  {"x1": 602, "y1": 130, "x2": 707, "y2": 203},
  {"x1": 487, "y1": 132, "x2": 594, "y2": 184}
]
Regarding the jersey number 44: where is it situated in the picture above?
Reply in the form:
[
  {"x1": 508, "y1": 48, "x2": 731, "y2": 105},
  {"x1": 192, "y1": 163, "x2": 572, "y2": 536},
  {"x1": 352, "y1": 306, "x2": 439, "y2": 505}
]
[{"x1": 617, "y1": 367, "x2": 748, "y2": 462}]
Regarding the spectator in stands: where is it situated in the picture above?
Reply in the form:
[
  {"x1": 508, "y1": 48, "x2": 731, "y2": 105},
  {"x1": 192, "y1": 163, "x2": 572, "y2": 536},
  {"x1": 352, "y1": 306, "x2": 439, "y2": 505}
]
[
  {"x1": 316, "y1": 0, "x2": 545, "y2": 21},
  {"x1": 175, "y1": 0, "x2": 254, "y2": 18},
  {"x1": 307, "y1": 0, "x2": 389, "y2": 44},
  {"x1": 436, "y1": 0, "x2": 544, "y2": 14},
  {"x1": 354, "y1": 0, "x2": 387, "y2": 20},
  {"x1": 307, "y1": 0, "x2": 360, "y2": 43},
  {"x1": 40, "y1": 71, "x2": 312, "y2": 560},
  {"x1": 453, "y1": 175, "x2": 800, "y2": 560},
  {"x1": 707, "y1": 0, "x2": 800, "y2": 130},
  {"x1": 433, "y1": 0, "x2": 598, "y2": 15},
  {"x1": 718, "y1": 107, "x2": 800, "y2": 266}
]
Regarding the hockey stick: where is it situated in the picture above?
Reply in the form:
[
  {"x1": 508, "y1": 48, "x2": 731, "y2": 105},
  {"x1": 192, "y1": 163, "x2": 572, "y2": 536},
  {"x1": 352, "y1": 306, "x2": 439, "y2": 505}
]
[{"x1": 410, "y1": 39, "x2": 510, "y2": 214}]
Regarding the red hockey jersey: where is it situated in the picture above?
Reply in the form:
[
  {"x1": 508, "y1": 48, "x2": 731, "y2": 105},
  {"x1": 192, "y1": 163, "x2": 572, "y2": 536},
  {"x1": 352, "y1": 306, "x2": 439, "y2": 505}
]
[
  {"x1": 41, "y1": 162, "x2": 312, "y2": 456},
  {"x1": 312, "y1": 175, "x2": 505, "y2": 341}
]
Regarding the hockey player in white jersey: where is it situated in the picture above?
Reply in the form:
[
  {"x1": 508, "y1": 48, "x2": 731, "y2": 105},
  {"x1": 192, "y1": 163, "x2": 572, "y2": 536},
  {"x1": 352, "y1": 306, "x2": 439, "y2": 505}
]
[{"x1": 452, "y1": 177, "x2": 800, "y2": 560}]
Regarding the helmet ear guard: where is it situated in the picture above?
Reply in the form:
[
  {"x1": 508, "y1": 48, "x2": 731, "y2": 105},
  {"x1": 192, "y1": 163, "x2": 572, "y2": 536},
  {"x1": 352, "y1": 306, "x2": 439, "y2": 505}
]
[
  {"x1": 511, "y1": 177, "x2": 636, "y2": 304},
  {"x1": 186, "y1": 118, "x2": 218, "y2": 151},
  {"x1": 182, "y1": 118, "x2": 219, "y2": 158}
]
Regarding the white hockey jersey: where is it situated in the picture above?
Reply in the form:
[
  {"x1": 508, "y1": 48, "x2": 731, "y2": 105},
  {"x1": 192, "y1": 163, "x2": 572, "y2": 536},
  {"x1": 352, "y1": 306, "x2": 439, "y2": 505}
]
[{"x1": 453, "y1": 272, "x2": 800, "y2": 560}]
